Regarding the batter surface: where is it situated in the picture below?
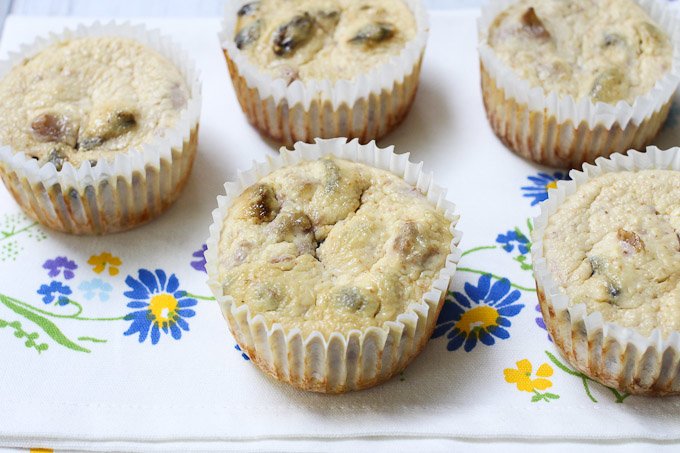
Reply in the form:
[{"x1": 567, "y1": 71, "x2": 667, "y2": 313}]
[
  {"x1": 0, "y1": 36, "x2": 189, "y2": 169},
  {"x1": 543, "y1": 170, "x2": 680, "y2": 337},
  {"x1": 233, "y1": 0, "x2": 417, "y2": 82},
  {"x1": 218, "y1": 158, "x2": 453, "y2": 336},
  {"x1": 487, "y1": 0, "x2": 673, "y2": 103}
]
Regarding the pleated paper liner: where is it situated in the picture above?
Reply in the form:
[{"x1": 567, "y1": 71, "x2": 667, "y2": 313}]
[
  {"x1": 532, "y1": 146, "x2": 680, "y2": 395},
  {"x1": 0, "y1": 22, "x2": 202, "y2": 235},
  {"x1": 478, "y1": 0, "x2": 680, "y2": 168},
  {"x1": 205, "y1": 138, "x2": 462, "y2": 393},
  {"x1": 219, "y1": 0, "x2": 428, "y2": 147}
]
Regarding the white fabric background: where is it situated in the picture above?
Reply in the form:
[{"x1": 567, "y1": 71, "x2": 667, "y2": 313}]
[{"x1": 0, "y1": 11, "x2": 679, "y2": 451}]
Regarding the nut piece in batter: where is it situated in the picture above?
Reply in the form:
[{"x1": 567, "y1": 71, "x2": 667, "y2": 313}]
[
  {"x1": 543, "y1": 170, "x2": 680, "y2": 337},
  {"x1": 0, "y1": 36, "x2": 190, "y2": 169},
  {"x1": 487, "y1": 0, "x2": 673, "y2": 103},
  {"x1": 233, "y1": 0, "x2": 417, "y2": 82},
  {"x1": 218, "y1": 158, "x2": 453, "y2": 337}
]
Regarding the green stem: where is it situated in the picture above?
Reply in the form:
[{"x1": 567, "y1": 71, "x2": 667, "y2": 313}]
[
  {"x1": 545, "y1": 350, "x2": 581, "y2": 377},
  {"x1": 78, "y1": 336, "x2": 107, "y2": 343},
  {"x1": 610, "y1": 388, "x2": 631, "y2": 404},
  {"x1": 0, "y1": 222, "x2": 37, "y2": 241},
  {"x1": 184, "y1": 292, "x2": 216, "y2": 301},
  {"x1": 0, "y1": 294, "x2": 89, "y2": 353},
  {"x1": 581, "y1": 376, "x2": 598, "y2": 403},
  {"x1": 6, "y1": 296, "x2": 82, "y2": 319},
  {"x1": 461, "y1": 245, "x2": 497, "y2": 257},
  {"x1": 456, "y1": 267, "x2": 537, "y2": 292},
  {"x1": 4, "y1": 295, "x2": 125, "y2": 321}
]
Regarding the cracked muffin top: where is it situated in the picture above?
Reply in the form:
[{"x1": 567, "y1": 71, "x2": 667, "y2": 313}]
[
  {"x1": 542, "y1": 170, "x2": 680, "y2": 337},
  {"x1": 232, "y1": 0, "x2": 417, "y2": 82},
  {"x1": 217, "y1": 158, "x2": 453, "y2": 337},
  {"x1": 487, "y1": 0, "x2": 673, "y2": 103},
  {"x1": 0, "y1": 36, "x2": 190, "y2": 170}
]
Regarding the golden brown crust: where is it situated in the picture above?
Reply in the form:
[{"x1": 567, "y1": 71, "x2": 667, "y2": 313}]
[
  {"x1": 0, "y1": 125, "x2": 199, "y2": 235},
  {"x1": 223, "y1": 48, "x2": 422, "y2": 147},
  {"x1": 232, "y1": 290, "x2": 445, "y2": 394},
  {"x1": 536, "y1": 285, "x2": 679, "y2": 396},
  {"x1": 480, "y1": 64, "x2": 671, "y2": 168}
]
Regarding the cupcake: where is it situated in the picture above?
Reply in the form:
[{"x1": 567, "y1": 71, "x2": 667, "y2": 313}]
[
  {"x1": 205, "y1": 138, "x2": 461, "y2": 393},
  {"x1": 532, "y1": 146, "x2": 680, "y2": 395},
  {"x1": 0, "y1": 23, "x2": 201, "y2": 235},
  {"x1": 219, "y1": 0, "x2": 428, "y2": 147},
  {"x1": 478, "y1": 0, "x2": 680, "y2": 168}
]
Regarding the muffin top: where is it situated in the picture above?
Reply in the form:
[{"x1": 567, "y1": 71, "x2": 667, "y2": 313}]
[
  {"x1": 217, "y1": 158, "x2": 453, "y2": 337},
  {"x1": 487, "y1": 0, "x2": 673, "y2": 103},
  {"x1": 232, "y1": 0, "x2": 417, "y2": 83},
  {"x1": 543, "y1": 170, "x2": 680, "y2": 337},
  {"x1": 0, "y1": 36, "x2": 190, "y2": 169}
]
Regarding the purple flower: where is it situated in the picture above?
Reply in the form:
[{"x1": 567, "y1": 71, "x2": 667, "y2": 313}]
[
  {"x1": 37, "y1": 281, "x2": 72, "y2": 306},
  {"x1": 535, "y1": 303, "x2": 552, "y2": 342},
  {"x1": 191, "y1": 244, "x2": 207, "y2": 273},
  {"x1": 43, "y1": 256, "x2": 77, "y2": 279}
]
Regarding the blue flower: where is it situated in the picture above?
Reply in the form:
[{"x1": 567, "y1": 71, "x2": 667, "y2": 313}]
[
  {"x1": 496, "y1": 230, "x2": 530, "y2": 254},
  {"x1": 37, "y1": 281, "x2": 72, "y2": 306},
  {"x1": 432, "y1": 274, "x2": 524, "y2": 352},
  {"x1": 235, "y1": 344, "x2": 250, "y2": 361},
  {"x1": 521, "y1": 172, "x2": 569, "y2": 206},
  {"x1": 78, "y1": 278, "x2": 113, "y2": 302},
  {"x1": 123, "y1": 269, "x2": 197, "y2": 345},
  {"x1": 43, "y1": 256, "x2": 77, "y2": 279}
]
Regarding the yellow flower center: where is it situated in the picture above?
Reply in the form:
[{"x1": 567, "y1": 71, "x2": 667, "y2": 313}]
[
  {"x1": 546, "y1": 181, "x2": 557, "y2": 190},
  {"x1": 455, "y1": 306, "x2": 499, "y2": 334},
  {"x1": 149, "y1": 293, "x2": 178, "y2": 323}
]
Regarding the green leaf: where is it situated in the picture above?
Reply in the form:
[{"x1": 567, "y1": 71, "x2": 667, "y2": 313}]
[
  {"x1": 544, "y1": 392, "x2": 560, "y2": 400},
  {"x1": 0, "y1": 295, "x2": 89, "y2": 353},
  {"x1": 531, "y1": 394, "x2": 543, "y2": 403}
]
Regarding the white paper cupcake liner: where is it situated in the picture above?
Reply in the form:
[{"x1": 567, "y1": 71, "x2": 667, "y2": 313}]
[
  {"x1": 532, "y1": 146, "x2": 680, "y2": 395},
  {"x1": 478, "y1": 0, "x2": 680, "y2": 168},
  {"x1": 0, "y1": 21, "x2": 202, "y2": 235},
  {"x1": 205, "y1": 138, "x2": 462, "y2": 393},
  {"x1": 219, "y1": 0, "x2": 429, "y2": 146}
]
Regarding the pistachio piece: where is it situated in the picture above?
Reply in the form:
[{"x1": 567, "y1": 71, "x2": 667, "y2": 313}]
[
  {"x1": 46, "y1": 148, "x2": 65, "y2": 171},
  {"x1": 237, "y1": 1, "x2": 260, "y2": 17},
  {"x1": 349, "y1": 22, "x2": 395, "y2": 47},
  {"x1": 617, "y1": 228, "x2": 645, "y2": 254},
  {"x1": 78, "y1": 109, "x2": 137, "y2": 150},
  {"x1": 30, "y1": 113, "x2": 78, "y2": 147},
  {"x1": 590, "y1": 68, "x2": 628, "y2": 103},
  {"x1": 251, "y1": 284, "x2": 280, "y2": 312},
  {"x1": 273, "y1": 13, "x2": 314, "y2": 57},
  {"x1": 243, "y1": 183, "x2": 280, "y2": 223},
  {"x1": 334, "y1": 287, "x2": 378, "y2": 315},
  {"x1": 235, "y1": 19, "x2": 262, "y2": 50},
  {"x1": 520, "y1": 7, "x2": 550, "y2": 39},
  {"x1": 78, "y1": 137, "x2": 103, "y2": 151},
  {"x1": 603, "y1": 33, "x2": 626, "y2": 47}
]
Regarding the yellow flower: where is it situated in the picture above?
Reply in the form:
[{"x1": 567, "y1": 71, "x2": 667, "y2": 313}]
[
  {"x1": 546, "y1": 180, "x2": 558, "y2": 190},
  {"x1": 504, "y1": 359, "x2": 553, "y2": 392},
  {"x1": 87, "y1": 252, "x2": 122, "y2": 276}
]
